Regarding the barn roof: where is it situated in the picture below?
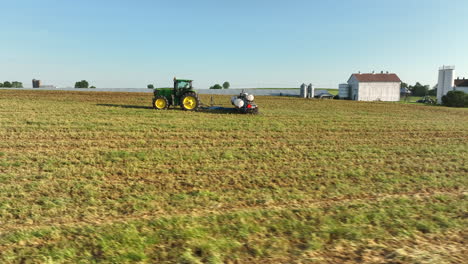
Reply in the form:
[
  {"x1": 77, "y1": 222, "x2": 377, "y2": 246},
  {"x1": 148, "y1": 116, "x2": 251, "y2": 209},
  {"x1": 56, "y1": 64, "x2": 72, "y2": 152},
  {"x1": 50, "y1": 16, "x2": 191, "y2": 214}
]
[
  {"x1": 351, "y1": 73, "x2": 401, "y2": 83},
  {"x1": 455, "y1": 78, "x2": 468, "y2": 87}
]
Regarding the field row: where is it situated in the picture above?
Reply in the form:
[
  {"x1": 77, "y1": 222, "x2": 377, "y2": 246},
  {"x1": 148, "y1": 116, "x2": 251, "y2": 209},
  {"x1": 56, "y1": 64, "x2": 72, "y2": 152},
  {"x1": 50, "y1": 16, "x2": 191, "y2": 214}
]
[
  {"x1": 0, "y1": 90, "x2": 467, "y2": 262},
  {"x1": 1, "y1": 192, "x2": 466, "y2": 263}
]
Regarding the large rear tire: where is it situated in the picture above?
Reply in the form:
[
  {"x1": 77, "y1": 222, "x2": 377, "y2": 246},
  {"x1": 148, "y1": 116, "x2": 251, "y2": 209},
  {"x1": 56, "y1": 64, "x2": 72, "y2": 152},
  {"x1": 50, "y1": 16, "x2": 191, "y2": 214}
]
[
  {"x1": 181, "y1": 92, "x2": 200, "y2": 111},
  {"x1": 153, "y1": 96, "x2": 169, "y2": 110}
]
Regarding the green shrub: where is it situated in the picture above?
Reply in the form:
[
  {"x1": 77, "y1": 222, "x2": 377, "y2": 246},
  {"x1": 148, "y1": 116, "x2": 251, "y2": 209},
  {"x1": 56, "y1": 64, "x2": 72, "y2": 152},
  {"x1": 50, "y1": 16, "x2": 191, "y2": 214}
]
[
  {"x1": 210, "y1": 84, "x2": 222, "y2": 89},
  {"x1": 441, "y1": 90, "x2": 468, "y2": 107}
]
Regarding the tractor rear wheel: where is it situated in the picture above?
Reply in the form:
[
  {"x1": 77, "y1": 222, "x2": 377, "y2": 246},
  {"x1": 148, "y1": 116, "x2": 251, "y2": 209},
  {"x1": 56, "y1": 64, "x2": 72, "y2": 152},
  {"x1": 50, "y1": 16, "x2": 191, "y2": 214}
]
[
  {"x1": 153, "y1": 96, "x2": 169, "y2": 110},
  {"x1": 181, "y1": 92, "x2": 200, "y2": 111}
]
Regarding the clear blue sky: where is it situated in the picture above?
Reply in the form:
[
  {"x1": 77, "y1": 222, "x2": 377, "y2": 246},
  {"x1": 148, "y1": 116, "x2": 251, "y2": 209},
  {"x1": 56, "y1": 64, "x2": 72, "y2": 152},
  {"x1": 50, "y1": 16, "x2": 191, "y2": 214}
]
[{"x1": 1, "y1": 0, "x2": 467, "y2": 88}]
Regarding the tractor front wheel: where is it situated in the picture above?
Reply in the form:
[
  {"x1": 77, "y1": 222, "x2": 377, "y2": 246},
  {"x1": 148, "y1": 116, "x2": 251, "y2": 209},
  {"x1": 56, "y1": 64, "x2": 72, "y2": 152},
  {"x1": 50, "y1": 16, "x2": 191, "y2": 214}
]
[
  {"x1": 153, "y1": 96, "x2": 169, "y2": 110},
  {"x1": 181, "y1": 92, "x2": 200, "y2": 111}
]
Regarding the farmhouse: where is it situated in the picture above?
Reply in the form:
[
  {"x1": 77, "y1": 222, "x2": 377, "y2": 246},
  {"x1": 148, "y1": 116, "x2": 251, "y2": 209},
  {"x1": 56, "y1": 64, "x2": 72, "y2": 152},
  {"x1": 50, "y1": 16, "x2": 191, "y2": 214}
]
[
  {"x1": 342, "y1": 72, "x2": 402, "y2": 101},
  {"x1": 454, "y1": 77, "x2": 468, "y2": 93}
]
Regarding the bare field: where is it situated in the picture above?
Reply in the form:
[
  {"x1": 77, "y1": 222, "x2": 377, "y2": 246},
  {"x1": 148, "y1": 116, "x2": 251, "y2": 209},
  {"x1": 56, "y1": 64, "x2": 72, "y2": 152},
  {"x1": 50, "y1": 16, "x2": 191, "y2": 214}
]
[{"x1": 0, "y1": 90, "x2": 467, "y2": 263}]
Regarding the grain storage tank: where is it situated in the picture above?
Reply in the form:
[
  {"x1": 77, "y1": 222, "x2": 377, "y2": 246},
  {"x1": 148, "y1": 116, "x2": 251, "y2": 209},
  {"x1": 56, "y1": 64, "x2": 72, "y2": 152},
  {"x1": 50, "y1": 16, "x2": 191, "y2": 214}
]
[
  {"x1": 307, "y1": 84, "x2": 315, "y2": 98},
  {"x1": 339, "y1": 83, "x2": 350, "y2": 99},
  {"x1": 32, "y1": 79, "x2": 41, "y2": 88},
  {"x1": 300, "y1": 83, "x2": 307, "y2": 98}
]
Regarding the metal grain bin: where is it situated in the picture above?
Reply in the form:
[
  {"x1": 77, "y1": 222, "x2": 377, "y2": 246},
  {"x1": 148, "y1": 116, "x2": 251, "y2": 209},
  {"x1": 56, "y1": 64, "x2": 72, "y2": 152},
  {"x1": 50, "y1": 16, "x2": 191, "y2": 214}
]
[
  {"x1": 307, "y1": 84, "x2": 314, "y2": 98},
  {"x1": 339, "y1": 83, "x2": 350, "y2": 99},
  {"x1": 300, "y1": 83, "x2": 307, "y2": 98}
]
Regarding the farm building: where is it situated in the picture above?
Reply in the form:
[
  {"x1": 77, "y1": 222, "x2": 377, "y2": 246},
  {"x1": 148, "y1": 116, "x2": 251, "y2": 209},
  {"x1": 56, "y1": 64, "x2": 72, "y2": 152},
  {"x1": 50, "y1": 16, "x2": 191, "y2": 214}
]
[
  {"x1": 454, "y1": 77, "x2": 468, "y2": 93},
  {"x1": 339, "y1": 72, "x2": 402, "y2": 101}
]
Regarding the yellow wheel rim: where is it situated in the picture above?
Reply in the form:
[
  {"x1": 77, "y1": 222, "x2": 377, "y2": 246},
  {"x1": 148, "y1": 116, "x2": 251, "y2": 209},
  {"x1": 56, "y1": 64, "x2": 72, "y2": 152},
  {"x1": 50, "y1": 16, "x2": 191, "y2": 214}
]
[
  {"x1": 155, "y1": 98, "x2": 166, "y2": 109},
  {"x1": 183, "y1": 96, "x2": 197, "y2": 110}
]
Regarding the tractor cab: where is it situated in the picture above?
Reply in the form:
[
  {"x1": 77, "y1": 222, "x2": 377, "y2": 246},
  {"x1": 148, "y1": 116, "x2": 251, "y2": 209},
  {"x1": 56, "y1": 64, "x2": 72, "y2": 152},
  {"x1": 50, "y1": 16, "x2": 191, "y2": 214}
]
[
  {"x1": 174, "y1": 79, "x2": 193, "y2": 97},
  {"x1": 175, "y1": 79, "x2": 192, "y2": 89}
]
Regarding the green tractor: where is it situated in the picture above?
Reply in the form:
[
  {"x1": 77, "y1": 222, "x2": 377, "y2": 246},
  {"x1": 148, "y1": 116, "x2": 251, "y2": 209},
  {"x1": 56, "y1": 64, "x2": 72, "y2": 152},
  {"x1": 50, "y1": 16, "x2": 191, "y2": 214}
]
[{"x1": 152, "y1": 78, "x2": 200, "y2": 111}]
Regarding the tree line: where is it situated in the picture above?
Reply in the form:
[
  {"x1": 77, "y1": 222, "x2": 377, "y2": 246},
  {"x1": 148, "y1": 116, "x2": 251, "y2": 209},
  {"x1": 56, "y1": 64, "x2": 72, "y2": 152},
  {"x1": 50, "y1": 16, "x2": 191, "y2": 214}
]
[
  {"x1": 75, "y1": 80, "x2": 95, "y2": 88},
  {"x1": 0, "y1": 80, "x2": 97, "y2": 88},
  {"x1": 401, "y1": 82, "x2": 436, "y2": 96},
  {"x1": 146, "y1": 81, "x2": 231, "y2": 89},
  {"x1": 0, "y1": 81, "x2": 23, "y2": 88},
  {"x1": 210, "y1": 82, "x2": 230, "y2": 89}
]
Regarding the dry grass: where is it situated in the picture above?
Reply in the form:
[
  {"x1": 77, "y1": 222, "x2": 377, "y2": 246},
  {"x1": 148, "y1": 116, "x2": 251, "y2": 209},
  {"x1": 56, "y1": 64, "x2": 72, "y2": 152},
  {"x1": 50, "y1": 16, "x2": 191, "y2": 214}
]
[{"x1": 0, "y1": 90, "x2": 467, "y2": 263}]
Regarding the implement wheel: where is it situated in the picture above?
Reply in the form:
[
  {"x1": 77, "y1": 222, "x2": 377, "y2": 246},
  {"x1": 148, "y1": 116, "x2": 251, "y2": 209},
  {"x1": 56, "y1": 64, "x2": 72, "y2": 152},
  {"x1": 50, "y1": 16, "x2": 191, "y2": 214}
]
[
  {"x1": 181, "y1": 92, "x2": 200, "y2": 111},
  {"x1": 153, "y1": 96, "x2": 169, "y2": 110}
]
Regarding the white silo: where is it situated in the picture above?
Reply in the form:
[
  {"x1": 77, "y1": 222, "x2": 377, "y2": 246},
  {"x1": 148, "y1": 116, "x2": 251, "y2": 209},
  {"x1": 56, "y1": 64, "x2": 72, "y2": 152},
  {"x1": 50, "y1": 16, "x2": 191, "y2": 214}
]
[{"x1": 437, "y1": 66, "x2": 455, "y2": 103}]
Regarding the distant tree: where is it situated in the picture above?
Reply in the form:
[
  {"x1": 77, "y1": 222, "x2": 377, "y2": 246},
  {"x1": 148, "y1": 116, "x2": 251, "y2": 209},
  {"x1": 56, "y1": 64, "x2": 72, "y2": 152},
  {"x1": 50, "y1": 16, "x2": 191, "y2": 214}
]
[
  {"x1": 12, "y1": 81, "x2": 23, "y2": 88},
  {"x1": 3, "y1": 81, "x2": 12, "y2": 88},
  {"x1": 0, "y1": 82, "x2": 3, "y2": 87},
  {"x1": 428, "y1": 86, "x2": 437, "y2": 96},
  {"x1": 90, "y1": 86, "x2": 96, "y2": 89},
  {"x1": 400, "y1": 82, "x2": 408, "y2": 89},
  {"x1": 75, "y1": 80, "x2": 89, "y2": 88},
  {"x1": 409, "y1": 82, "x2": 429, "y2": 96},
  {"x1": 210, "y1": 84, "x2": 222, "y2": 89},
  {"x1": 147, "y1": 84, "x2": 154, "y2": 89},
  {"x1": 222, "y1": 81, "x2": 230, "y2": 89},
  {"x1": 442, "y1": 90, "x2": 467, "y2": 107}
]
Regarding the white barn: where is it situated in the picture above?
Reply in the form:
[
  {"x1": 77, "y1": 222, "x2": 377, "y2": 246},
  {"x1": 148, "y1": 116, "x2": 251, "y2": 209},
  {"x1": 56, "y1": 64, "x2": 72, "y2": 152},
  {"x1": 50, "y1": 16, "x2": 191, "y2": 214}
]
[{"x1": 345, "y1": 72, "x2": 402, "y2": 101}]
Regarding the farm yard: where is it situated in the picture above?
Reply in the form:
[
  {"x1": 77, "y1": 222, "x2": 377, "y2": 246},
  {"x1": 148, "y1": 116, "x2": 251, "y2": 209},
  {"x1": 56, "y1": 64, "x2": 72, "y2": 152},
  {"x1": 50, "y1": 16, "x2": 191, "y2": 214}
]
[{"x1": 0, "y1": 90, "x2": 467, "y2": 263}]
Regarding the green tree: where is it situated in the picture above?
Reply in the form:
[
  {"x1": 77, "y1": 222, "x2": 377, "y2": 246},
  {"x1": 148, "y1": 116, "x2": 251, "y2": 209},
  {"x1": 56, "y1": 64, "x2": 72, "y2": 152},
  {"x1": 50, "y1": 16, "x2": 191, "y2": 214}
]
[
  {"x1": 400, "y1": 82, "x2": 408, "y2": 89},
  {"x1": 0, "y1": 82, "x2": 3, "y2": 87},
  {"x1": 3, "y1": 81, "x2": 12, "y2": 88},
  {"x1": 442, "y1": 90, "x2": 467, "y2": 107},
  {"x1": 409, "y1": 82, "x2": 429, "y2": 96},
  {"x1": 12, "y1": 81, "x2": 23, "y2": 88},
  {"x1": 147, "y1": 84, "x2": 154, "y2": 89},
  {"x1": 222, "y1": 81, "x2": 230, "y2": 89},
  {"x1": 90, "y1": 86, "x2": 96, "y2": 89},
  {"x1": 428, "y1": 85, "x2": 437, "y2": 96},
  {"x1": 75, "y1": 80, "x2": 89, "y2": 88},
  {"x1": 210, "y1": 84, "x2": 222, "y2": 89}
]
